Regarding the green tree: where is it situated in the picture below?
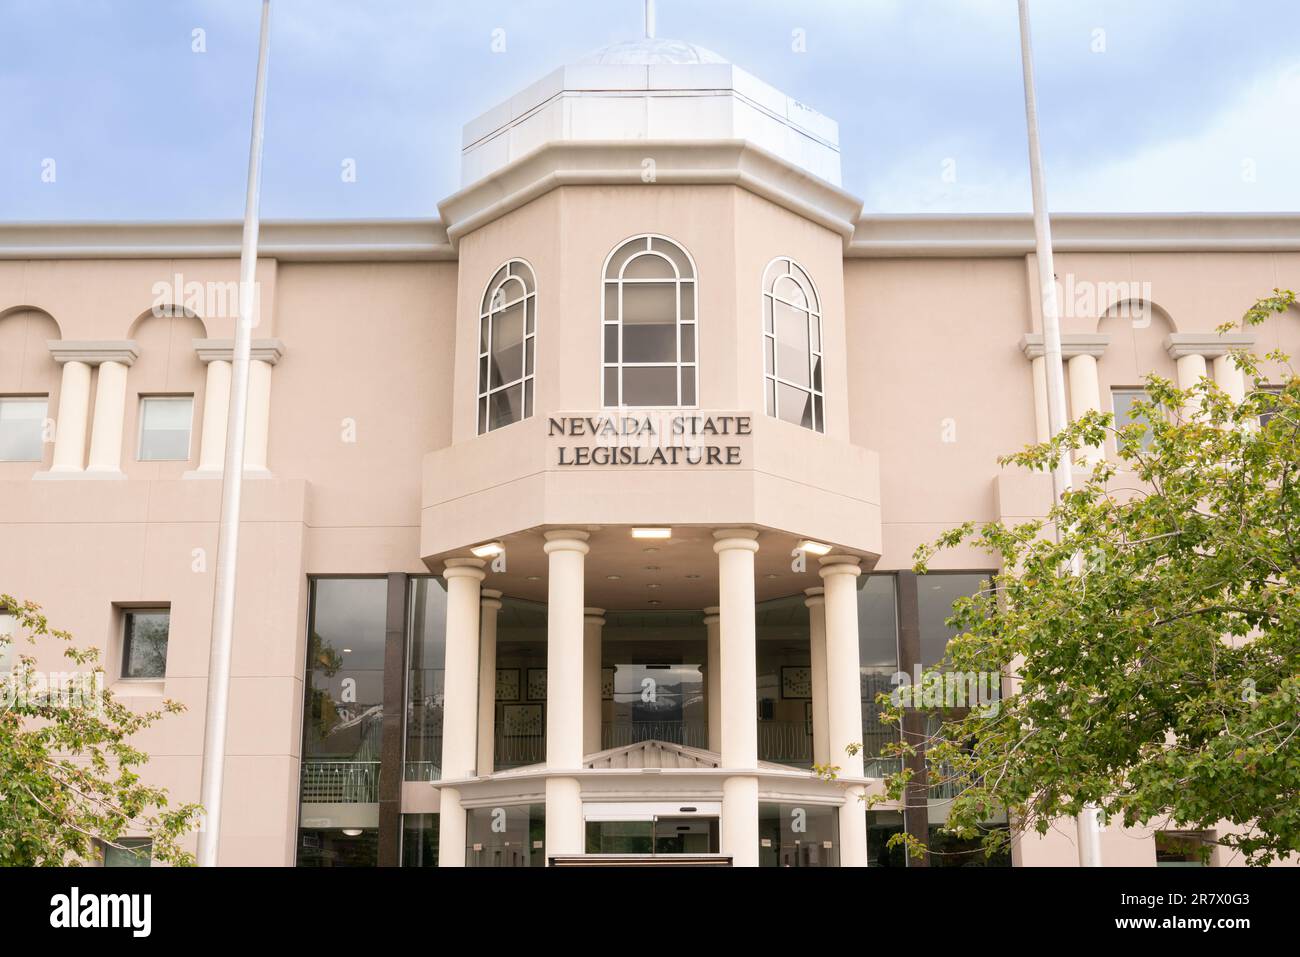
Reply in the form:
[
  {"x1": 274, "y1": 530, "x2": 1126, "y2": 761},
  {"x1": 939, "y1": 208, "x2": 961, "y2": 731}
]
[
  {"x1": 0, "y1": 595, "x2": 201, "y2": 865},
  {"x1": 872, "y1": 289, "x2": 1299, "y2": 866}
]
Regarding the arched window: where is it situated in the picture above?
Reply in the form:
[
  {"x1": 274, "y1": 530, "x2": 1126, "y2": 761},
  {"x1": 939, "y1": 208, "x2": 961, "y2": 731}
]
[
  {"x1": 602, "y1": 235, "x2": 697, "y2": 408},
  {"x1": 762, "y1": 257, "x2": 823, "y2": 433},
  {"x1": 478, "y1": 260, "x2": 536, "y2": 434}
]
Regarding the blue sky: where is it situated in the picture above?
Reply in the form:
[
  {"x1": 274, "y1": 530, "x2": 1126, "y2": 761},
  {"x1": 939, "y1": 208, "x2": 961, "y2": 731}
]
[{"x1": 2, "y1": 0, "x2": 1298, "y2": 221}]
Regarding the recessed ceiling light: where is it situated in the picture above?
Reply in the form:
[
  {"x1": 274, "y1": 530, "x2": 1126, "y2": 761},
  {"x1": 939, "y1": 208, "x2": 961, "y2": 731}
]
[
  {"x1": 647, "y1": 583, "x2": 661, "y2": 589},
  {"x1": 765, "y1": 574, "x2": 779, "y2": 579},
  {"x1": 647, "y1": 599, "x2": 661, "y2": 606},
  {"x1": 795, "y1": 539, "x2": 832, "y2": 556},
  {"x1": 341, "y1": 828, "x2": 363, "y2": 837},
  {"x1": 526, "y1": 575, "x2": 540, "y2": 581},
  {"x1": 684, "y1": 574, "x2": 700, "y2": 580},
  {"x1": 342, "y1": 648, "x2": 352, "y2": 654},
  {"x1": 644, "y1": 565, "x2": 660, "y2": 572},
  {"x1": 632, "y1": 527, "x2": 671, "y2": 539},
  {"x1": 606, "y1": 574, "x2": 622, "y2": 581},
  {"x1": 471, "y1": 541, "x2": 505, "y2": 558}
]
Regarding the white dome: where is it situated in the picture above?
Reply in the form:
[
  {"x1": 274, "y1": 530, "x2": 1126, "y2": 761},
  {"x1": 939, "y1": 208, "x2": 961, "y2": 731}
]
[{"x1": 578, "y1": 37, "x2": 728, "y2": 66}]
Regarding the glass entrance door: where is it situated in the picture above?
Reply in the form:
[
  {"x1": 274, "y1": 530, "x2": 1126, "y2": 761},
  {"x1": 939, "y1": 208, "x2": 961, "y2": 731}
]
[{"x1": 585, "y1": 816, "x2": 720, "y2": 855}]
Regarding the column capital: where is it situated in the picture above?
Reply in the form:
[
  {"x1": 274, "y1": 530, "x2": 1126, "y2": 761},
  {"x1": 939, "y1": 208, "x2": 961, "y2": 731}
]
[
  {"x1": 1164, "y1": 332, "x2": 1256, "y2": 360},
  {"x1": 443, "y1": 557, "x2": 486, "y2": 581},
  {"x1": 804, "y1": 586, "x2": 825, "y2": 607},
  {"x1": 193, "y1": 337, "x2": 285, "y2": 365},
  {"x1": 481, "y1": 587, "x2": 503, "y2": 610},
  {"x1": 818, "y1": 555, "x2": 861, "y2": 580},
  {"x1": 1020, "y1": 333, "x2": 1110, "y2": 361},
  {"x1": 543, "y1": 528, "x2": 590, "y2": 556},
  {"x1": 583, "y1": 607, "x2": 606, "y2": 624},
  {"x1": 48, "y1": 340, "x2": 139, "y2": 366},
  {"x1": 712, "y1": 527, "x2": 759, "y2": 554},
  {"x1": 702, "y1": 605, "x2": 720, "y2": 625}
]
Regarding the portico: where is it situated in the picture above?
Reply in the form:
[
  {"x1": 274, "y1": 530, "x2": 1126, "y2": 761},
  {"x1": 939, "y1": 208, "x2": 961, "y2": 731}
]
[{"x1": 431, "y1": 524, "x2": 873, "y2": 867}]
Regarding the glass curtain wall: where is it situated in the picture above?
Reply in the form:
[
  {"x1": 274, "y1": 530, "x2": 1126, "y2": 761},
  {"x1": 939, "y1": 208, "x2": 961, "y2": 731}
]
[
  {"x1": 759, "y1": 803, "x2": 839, "y2": 867},
  {"x1": 297, "y1": 577, "x2": 388, "y2": 867},
  {"x1": 466, "y1": 805, "x2": 545, "y2": 867},
  {"x1": 756, "y1": 595, "x2": 812, "y2": 766},
  {"x1": 404, "y1": 577, "x2": 448, "y2": 781},
  {"x1": 493, "y1": 599, "x2": 548, "y2": 769},
  {"x1": 603, "y1": 610, "x2": 707, "y2": 751},
  {"x1": 859, "y1": 574, "x2": 900, "y2": 776}
]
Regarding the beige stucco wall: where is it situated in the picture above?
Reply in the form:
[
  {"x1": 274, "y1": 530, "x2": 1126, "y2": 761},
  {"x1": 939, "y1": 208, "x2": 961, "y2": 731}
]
[{"x1": 2, "y1": 201, "x2": 1298, "y2": 866}]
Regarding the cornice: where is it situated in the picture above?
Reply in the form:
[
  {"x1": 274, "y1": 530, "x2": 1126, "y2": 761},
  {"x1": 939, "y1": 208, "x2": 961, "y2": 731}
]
[
  {"x1": 0, "y1": 219, "x2": 454, "y2": 262},
  {"x1": 1020, "y1": 333, "x2": 1111, "y2": 360},
  {"x1": 438, "y1": 138, "x2": 865, "y2": 246},
  {"x1": 848, "y1": 212, "x2": 1300, "y2": 258},
  {"x1": 3, "y1": 211, "x2": 1298, "y2": 263},
  {"x1": 47, "y1": 340, "x2": 140, "y2": 365},
  {"x1": 1164, "y1": 332, "x2": 1257, "y2": 359},
  {"x1": 193, "y1": 338, "x2": 286, "y2": 364}
]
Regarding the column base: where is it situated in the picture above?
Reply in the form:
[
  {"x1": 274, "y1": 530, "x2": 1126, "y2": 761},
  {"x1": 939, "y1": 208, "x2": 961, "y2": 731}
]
[
  {"x1": 544, "y1": 776, "x2": 583, "y2": 862},
  {"x1": 436, "y1": 786, "x2": 466, "y2": 867},
  {"x1": 721, "y1": 774, "x2": 759, "y2": 867}
]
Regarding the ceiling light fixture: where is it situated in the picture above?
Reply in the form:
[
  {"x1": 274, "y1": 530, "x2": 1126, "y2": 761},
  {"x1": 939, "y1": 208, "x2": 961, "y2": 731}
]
[
  {"x1": 631, "y1": 527, "x2": 671, "y2": 540},
  {"x1": 470, "y1": 541, "x2": 505, "y2": 559},
  {"x1": 795, "y1": 539, "x2": 832, "y2": 556},
  {"x1": 341, "y1": 828, "x2": 363, "y2": 837}
]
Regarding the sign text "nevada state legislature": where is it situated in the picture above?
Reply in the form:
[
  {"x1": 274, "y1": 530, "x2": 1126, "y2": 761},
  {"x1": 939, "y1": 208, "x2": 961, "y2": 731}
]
[{"x1": 549, "y1": 414, "x2": 750, "y2": 466}]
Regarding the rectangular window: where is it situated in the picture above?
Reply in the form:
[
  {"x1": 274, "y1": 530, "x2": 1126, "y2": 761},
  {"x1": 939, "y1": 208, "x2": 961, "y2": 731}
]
[
  {"x1": 101, "y1": 838, "x2": 152, "y2": 867},
  {"x1": 1111, "y1": 387, "x2": 1155, "y2": 452},
  {"x1": 1155, "y1": 830, "x2": 1213, "y2": 866},
  {"x1": 121, "y1": 609, "x2": 170, "y2": 679},
  {"x1": 0, "y1": 396, "x2": 48, "y2": 462},
  {"x1": 137, "y1": 395, "x2": 193, "y2": 461}
]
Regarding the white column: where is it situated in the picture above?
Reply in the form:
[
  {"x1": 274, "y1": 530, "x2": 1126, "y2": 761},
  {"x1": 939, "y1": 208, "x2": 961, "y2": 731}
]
[
  {"x1": 196, "y1": 359, "x2": 231, "y2": 473},
  {"x1": 242, "y1": 358, "x2": 273, "y2": 471},
  {"x1": 805, "y1": 587, "x2": 830, "y2": 768},
  {"x1": 1030, "y1": 355, "x2": 1050, "y2": 444},
  {"x1": 437, "y1": 558, "x2": 485, "y2": 868},
  {"x1": 476, "y1": 589, "x2": 502, "y2": 776},
  {"x1": 714, "y1": 527, "x2": 759, "y2": 867},
  {"x1": 49, "y1": 360, "x2": 91, "y2": 473},
  {"x1": 544, "y1": 529, "x2": 589, "y2": 860},
  {"x1": 1067, "y1": 353, "x2": 1103, "y2": 467},
  {"x1": 86, "y1": 360, "x2": 128, "y2": 474},
  {"x1": 1176, "y1": 353, "x2": 1208, "y2": 421},
  {"x1": 582, "y1": 608, "x2": 605, "y2": 757},
  {"x1": 820, "y1": 556, "x2": 867, "y2": 867},
  {"x1": 1213, "y1": 354, "x2": 1246, "y2": 406},
  {"x1": 703, "y1": 606, "x2": 721, "y2": 753}
]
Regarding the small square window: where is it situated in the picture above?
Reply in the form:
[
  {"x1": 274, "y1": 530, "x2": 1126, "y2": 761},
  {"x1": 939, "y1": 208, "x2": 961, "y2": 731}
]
[
  {"x1": 102, "y1": 838, "x2": 152, "y2": 867},
  {"x1": 121, "y1": 610, "x2": 169, "y2": 679},
  {"x1": 138, "y1": 396, "x2": 193, "y2": 461},
  {"x1": 0, "y1": 396, "x2": 48, "y2": 462}
]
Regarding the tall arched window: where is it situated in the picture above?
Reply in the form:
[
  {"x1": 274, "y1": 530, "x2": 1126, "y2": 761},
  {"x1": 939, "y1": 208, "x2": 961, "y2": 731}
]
[
  {"x1": 762, "y1": 257, "x2": 823, "y2": 433},
  {"x1": 478, "y1": 259, "x2": 536, "y2": 434},
  {"x1": 602, "y1": 235, "x2": 697, "y2": 408}
]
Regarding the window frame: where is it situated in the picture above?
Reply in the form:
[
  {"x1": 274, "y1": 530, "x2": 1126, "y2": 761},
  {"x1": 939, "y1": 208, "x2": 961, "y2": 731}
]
[
  {"x1": 1110, "y1": 385, "x2": 1156, "y2": 455},
  {"x1": 601, "y1": 234, "x2": 699, "y2": 410},
  {"x1": 120, "y1": 608, "x2": 171, "y2": 681},
  {"x1": 761, "y1": 257, "x2": 824, "y2": 433},
  {"x1": 477, "y1": 259, "x2": 537, "y2": 435},
  {"x1": 0, "y1": 393, "x2": 50, "y2": 462},
  {"x1": 136, "y1": 393, "x2": 194, "y2": 462}
]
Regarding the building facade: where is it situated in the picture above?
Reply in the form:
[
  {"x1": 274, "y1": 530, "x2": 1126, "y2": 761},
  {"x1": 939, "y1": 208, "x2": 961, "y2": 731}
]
[{"x1": 2, "y1": 37, "x2": 1297, "y2": 868}]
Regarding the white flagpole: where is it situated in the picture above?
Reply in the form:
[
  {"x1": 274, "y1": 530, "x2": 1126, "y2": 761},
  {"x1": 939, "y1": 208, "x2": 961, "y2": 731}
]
[
  {"x1": 1016, "y1": 0, "x2": 1103, "y2": 867},
  {"x1": 197, "y1": 0, "x2": 272, "y2": 868}
]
